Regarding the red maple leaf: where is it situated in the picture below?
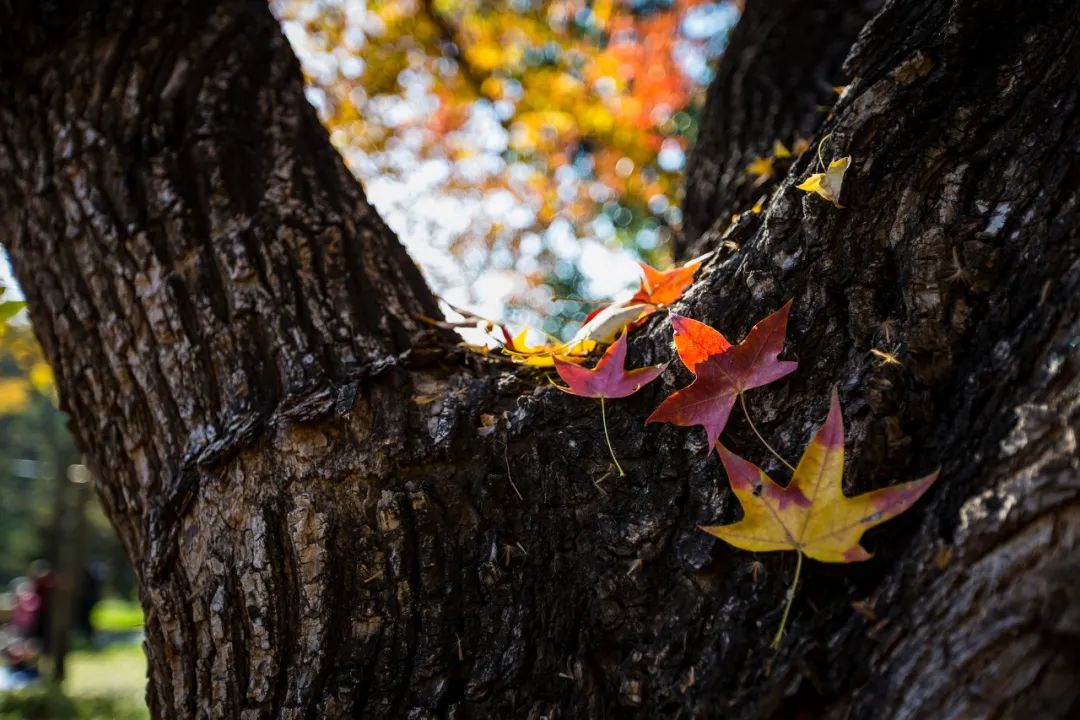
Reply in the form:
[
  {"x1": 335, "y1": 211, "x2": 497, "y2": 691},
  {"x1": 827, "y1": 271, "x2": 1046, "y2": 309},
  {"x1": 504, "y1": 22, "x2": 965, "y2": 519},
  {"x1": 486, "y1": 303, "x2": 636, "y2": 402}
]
[
  {"x1": 647, "y1": 301, "x2": 797, "y2": 451},
  {"x1": 555, "y1": 331, "x2": 666, "y2": 476},
  {"x1": 554, "y1": 331, "x2": 666, "y2": 399}
]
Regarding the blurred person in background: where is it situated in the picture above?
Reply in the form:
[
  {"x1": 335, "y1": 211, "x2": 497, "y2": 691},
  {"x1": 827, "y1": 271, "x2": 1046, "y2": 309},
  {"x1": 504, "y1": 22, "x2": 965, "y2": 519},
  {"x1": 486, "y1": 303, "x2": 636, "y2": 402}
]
[
  {"x1": 10, "y1": 576, "x2": 39, "y2": 639},
  {"x1": 1, "y1": 575, "x2": 43, "y2": 688}
]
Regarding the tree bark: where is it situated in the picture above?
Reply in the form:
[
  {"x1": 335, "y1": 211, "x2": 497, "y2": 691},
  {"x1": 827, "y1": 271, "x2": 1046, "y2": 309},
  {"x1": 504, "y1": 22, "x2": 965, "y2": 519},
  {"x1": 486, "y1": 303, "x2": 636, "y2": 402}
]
[
  {"x1": 678, "y1": 0, "x2": 879, "y2": 258},
  {"x1": 3, "y1": 0, "x2": 1080, "y2": 719}
]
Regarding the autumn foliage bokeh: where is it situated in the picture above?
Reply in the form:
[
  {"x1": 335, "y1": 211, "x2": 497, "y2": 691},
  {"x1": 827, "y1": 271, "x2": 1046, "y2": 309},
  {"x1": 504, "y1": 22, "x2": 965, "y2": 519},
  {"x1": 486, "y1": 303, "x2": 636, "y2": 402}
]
[{"x1": 275, "y1": 0, "x2": 738, "y2": 334}]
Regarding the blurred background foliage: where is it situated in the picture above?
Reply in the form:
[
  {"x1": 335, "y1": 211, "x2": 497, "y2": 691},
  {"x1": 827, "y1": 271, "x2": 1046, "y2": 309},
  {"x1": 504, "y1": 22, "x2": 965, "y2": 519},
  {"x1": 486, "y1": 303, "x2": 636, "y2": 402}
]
[
  {"x1": 274, "y1": 0, "x2": 740, "y2": 336},
  {"x1": 2, "y1": 285, "x2": 145, "y2": 717},
  {"x1": 0, "y1": 316, "x2": 134, "y2": 597}
]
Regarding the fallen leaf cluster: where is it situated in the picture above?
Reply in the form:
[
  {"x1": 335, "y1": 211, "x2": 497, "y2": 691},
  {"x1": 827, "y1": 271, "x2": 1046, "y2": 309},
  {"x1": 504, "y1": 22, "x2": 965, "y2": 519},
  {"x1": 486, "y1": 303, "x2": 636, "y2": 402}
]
[
  {"x1": 486, "y1": 258, "x2": 704, "y2": 368},
  {"x1": 548, "y1": 297, "x2": 937, "y2": 644},
  {"x1": 460, "y1": 146, "x2": 934, "y2": 646}
]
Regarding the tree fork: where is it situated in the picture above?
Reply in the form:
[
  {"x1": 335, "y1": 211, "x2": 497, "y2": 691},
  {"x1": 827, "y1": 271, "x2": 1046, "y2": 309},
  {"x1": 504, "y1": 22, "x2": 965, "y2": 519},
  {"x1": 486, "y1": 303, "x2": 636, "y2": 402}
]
[{"x1": 2, "y1": 0, "x2": 1079, "y2": 718}]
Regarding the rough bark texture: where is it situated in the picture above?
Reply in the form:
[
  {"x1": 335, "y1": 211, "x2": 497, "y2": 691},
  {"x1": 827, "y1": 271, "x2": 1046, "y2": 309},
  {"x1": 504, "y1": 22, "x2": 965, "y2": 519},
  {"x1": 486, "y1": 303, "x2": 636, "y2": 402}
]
[
  {"x1": 678, "y1": 0, "x2": 879, "y2": 258},
  {"x1": 0, "y1": 0, "x2": 444, "y2": 567},
  {"x1": 2, "y1": 0, "x2": 1080, "y2": 719}
]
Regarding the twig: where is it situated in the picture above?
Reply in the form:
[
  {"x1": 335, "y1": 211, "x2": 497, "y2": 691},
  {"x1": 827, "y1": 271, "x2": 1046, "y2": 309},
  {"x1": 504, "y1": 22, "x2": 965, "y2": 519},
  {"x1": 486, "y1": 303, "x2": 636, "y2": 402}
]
[
  {"x1": 433, "y1": 295, "x2": 501, "y2": 329},
  {"x1": 504, "y1": 431, "x2": 523, "y2": 501},
  {"x1": 415, "y1": 313, "x2": 487, "y2": 330},
  {"x1": 592, "y1": 467, "x2": 613, "y2": 495},
  {"x1": 552, "y1": 296, "x2": 611, "y2": 305}
]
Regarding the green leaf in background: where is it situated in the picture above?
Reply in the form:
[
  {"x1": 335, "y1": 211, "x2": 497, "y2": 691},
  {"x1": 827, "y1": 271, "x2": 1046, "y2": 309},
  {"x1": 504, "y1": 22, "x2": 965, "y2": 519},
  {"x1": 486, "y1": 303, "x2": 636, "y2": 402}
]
[{"x1": 0, "y1": 299, "x2": 25, "y2": 324}]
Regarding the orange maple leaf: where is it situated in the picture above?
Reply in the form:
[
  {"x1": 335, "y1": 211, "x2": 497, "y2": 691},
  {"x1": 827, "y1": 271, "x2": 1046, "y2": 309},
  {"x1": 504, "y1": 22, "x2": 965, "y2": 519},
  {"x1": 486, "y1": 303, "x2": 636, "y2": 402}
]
[{"x1": 629, "y1": 259, "x2": 702, "y2": 307}]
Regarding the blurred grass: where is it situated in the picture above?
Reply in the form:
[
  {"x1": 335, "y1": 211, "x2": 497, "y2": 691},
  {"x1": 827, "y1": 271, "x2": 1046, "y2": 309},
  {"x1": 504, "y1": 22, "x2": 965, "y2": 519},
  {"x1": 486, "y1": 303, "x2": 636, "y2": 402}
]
[
  {"x1": 0, "y1": 686, "x2": 147, "y2": 720},
  {"x1": 65, "y1": 642, "x2": 147, "y2": 705},
  {"x1": 1, "y1": 642, "x2": 148, "y2": 719}
]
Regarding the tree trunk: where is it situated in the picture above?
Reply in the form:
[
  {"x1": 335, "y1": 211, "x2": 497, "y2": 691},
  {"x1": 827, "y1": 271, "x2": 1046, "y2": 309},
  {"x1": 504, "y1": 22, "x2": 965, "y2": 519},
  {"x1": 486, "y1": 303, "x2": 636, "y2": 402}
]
[{"x1": 3, "y1": 0, "x2": 1079, "y2": 718}]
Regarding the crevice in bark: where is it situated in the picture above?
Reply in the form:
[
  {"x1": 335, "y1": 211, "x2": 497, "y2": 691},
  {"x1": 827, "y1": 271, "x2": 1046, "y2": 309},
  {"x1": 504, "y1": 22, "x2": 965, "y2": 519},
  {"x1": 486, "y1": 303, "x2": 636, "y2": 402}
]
[{"x1": 678, "y1": 0, "x2": 881, "y2": 259}]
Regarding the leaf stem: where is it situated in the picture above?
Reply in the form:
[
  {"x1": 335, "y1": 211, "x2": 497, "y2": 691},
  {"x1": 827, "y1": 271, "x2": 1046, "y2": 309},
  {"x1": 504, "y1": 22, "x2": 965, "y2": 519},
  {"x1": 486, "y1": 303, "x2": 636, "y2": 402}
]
[
  {"x1": 772, "y1": 551, "x2": 803, "y2": 648},
  {"x1": 817, "y1": 132, "x2": 833, "y2": 171},
  {"x1": 600, "y1": 396, "x2": 625, "y2": 477},
  {"x1": 739, "y1": 392, "x2": 796, "y2": 472}
]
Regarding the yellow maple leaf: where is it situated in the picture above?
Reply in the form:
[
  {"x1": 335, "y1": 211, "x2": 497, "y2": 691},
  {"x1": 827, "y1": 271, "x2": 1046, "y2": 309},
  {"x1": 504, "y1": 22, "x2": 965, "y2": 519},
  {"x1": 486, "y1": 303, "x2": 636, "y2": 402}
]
[
  {"x1": 703, "y1": 389, "x2": 936, "y2": 561},
  {"x1": 702, "y1": 389, "x2": 937, "y2": 643},
  {"x1": 501, "y1": 326, "x2": 597, "y2": 367},
  {"x1": 796, "y1": 156, "x2": 851, "y2": 207},
  {"x1": 745, "y1": 155, "x2": 774, "y2": 179},
  {"x1": 772, "y1": 140, "x2": 792, "y2": 159}
]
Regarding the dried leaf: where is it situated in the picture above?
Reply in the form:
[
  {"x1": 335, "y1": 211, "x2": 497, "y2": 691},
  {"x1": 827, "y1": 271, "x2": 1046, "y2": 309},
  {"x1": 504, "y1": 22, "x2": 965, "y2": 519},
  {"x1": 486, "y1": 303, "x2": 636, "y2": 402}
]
[
  {"x1": 501, "y1": 325, "x2": 596, "y2": 367},
  {"x1": 745, "y1": 155, "x2": 774, "y2": 179},
  {"x1": 796, "y1": 156, "x2": 851, "y2": 207},
  {"x1": 478, "y1": 413, "x2": 498, "y2": 437},
  {"x1": 566, "y1": 302, "x2": 654, "y2": 349},
  {"x1": 555, "y1": 331, "x2": 666, "y2": 477},
  {"x1": 772, "y1": 140, "x2": 792, "y2": 159}
]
